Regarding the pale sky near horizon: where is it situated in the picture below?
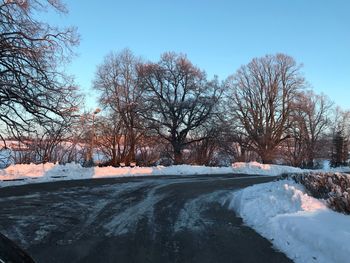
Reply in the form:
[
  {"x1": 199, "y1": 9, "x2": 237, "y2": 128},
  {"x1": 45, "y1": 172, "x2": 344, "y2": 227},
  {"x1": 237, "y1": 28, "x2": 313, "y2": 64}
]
[{"x1": 43, "y1": 0, "x2": 350, "y2": 110}]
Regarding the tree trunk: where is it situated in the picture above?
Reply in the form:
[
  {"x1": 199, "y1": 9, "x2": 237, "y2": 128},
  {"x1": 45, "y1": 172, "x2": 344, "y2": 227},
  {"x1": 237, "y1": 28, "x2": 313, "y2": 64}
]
[
  {"x1": 259, "y1": 149, "x2": 274, "y2": 164},
  {"x1": 306, "y1": 144, "x2": 315, "y2": 168},
  {"x1": 111, "y1": 148, "x2": 117, "y2": 166},
  {"x1": 237, "y1": 147, "x2": 246, "y2": 162},
  {"x1": 111, "y1": 135, "x2": 118, "y2": 166},
  {"x1": 125, "y1": 129, "x2": 136, "y2": 166},
  {"x1": 126, "y1": 142, "x2": 136, "y2": 165},
  {"x1": 173, "y1": 144, "x2": 183, "y2": 165}
]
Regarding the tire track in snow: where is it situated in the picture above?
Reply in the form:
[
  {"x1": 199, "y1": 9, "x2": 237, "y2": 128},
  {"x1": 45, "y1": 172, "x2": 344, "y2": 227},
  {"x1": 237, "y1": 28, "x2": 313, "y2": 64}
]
[{"x1": 174, "y1": 190, "x2": 230, "y2": 232}]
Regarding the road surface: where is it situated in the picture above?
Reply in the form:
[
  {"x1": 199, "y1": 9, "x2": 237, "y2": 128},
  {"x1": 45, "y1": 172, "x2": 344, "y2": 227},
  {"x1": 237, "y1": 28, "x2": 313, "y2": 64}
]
[{"x1": 0, "y1": 174, "x2": 293, "y2": 263}]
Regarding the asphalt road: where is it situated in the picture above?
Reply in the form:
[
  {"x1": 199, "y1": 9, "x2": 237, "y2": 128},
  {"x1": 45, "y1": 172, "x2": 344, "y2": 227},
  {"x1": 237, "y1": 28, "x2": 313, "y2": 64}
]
[{"x1": 0, "y1": 174, "x2": 293, "y2": 263}]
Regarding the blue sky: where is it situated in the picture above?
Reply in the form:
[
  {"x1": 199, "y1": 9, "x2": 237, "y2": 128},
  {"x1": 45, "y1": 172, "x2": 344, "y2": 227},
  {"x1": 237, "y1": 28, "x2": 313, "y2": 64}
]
[{"x1": 44, "y1": 0, "x2": 350, "y2": 109}]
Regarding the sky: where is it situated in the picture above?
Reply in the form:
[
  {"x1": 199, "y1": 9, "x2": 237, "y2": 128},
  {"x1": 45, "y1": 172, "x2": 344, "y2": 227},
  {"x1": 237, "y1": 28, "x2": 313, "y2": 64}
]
[{"x1": 43, "y1": 0, "x2": 350, "y2": 109}]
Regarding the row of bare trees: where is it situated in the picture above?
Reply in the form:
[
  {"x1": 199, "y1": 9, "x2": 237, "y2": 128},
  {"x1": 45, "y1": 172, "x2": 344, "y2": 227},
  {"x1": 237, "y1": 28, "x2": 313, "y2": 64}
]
[
  {"x1": 93, "y1": 50, "x2": 221, "y2": 165},
  {"x1": 90, "y1": 49, "x2": 347, "y2": 168},
  {"x1": 0, "y1": 1, "x2": 348, "y2": 168}
]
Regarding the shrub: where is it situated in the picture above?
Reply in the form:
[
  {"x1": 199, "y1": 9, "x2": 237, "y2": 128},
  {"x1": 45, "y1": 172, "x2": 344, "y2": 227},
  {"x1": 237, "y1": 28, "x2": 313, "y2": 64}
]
[{"x1": 289, "y1": 172, "x2": 350, "y2": 214}]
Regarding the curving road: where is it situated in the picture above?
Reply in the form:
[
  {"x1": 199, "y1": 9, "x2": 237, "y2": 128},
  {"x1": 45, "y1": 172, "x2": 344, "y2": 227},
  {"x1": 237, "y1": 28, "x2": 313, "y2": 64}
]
[{"x1": 0, "y1": 174, "x2": 293, "y2": 263}]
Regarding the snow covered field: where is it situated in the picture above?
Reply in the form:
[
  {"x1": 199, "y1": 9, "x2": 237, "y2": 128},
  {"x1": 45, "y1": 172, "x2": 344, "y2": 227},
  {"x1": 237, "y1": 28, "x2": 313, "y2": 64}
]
[
  {"x1": 0, "y1": 161, "x2": 349, "y2": 188},
  {"x1": 228, "y1": 179, "x2": 350, "y2": 263}
]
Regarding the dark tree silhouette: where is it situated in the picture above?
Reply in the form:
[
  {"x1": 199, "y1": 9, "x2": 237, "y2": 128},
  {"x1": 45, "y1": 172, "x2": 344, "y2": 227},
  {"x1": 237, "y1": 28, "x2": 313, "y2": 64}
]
[
  {"x1": 0, "y1": 0, "x2": 80, "y2": 139},
  {"x1": 226, "y1": 54, "x2": 305, "y2": 164},
  {"x1": 139, "y1": 52, "x2": 221, "y2": 164},
  {"x1": 331, "y1": 130, "x2": 348, "y2": 167},
  {"x1": 93, "y1": 49, "x2": 144, "y2": 165}
]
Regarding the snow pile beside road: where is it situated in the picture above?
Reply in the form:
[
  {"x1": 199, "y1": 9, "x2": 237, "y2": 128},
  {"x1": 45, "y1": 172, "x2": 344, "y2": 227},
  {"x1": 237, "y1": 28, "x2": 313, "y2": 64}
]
[
  {"x1": 0, "y1": 161, "x2": 349, "y2": 188},
  {"x1": 231, "y1": 161, "x2": 305, "y2": 176},
  {"x1": 0, "y1": 162, "x2": 56, "y2": 180},
  {"x1": 228, "y1": 180, "x2": 350, "y2": 263},
  {"x1": 95, "y1": 165, "x2": 232, "y2": 177},
  {"x1": 0, "y1": 163, "x2": 233, "y2": 187}
]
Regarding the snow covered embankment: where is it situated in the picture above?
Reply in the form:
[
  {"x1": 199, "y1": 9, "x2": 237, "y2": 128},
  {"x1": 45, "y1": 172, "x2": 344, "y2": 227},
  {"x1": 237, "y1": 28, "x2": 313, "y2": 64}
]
[
  {"x1": 228, "y1": 180, "x2": 350, "y2": 263},
  {"x1": 0, "y1": 161, "x2": 305, "y2": 188},
  {"x1": 0, "y1": 161, "x2": 349, "y2": 188}
]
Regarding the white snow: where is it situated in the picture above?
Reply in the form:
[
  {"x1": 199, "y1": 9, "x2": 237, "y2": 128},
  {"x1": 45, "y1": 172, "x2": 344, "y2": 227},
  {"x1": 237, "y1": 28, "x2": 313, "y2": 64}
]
[
  {"x1": 174, "y1": 191, "x2": 227, "y2": 232},
  {"x1": 1, "y1": 161, "x2": 349, "y2": 188},
  {"x1": 228, "y1": 179, "x2": 350, "y2": 263}
]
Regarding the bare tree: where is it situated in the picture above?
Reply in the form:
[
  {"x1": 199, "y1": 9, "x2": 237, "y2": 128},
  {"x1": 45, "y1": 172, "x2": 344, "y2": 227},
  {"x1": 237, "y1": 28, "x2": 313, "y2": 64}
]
[
  {"x1": 215, "y1": 95, "x2": 256, "y2": 163},
  {"x1": 136, "y1": 134, "x2": 166, "y2": 166},
  {"x1": 331, "y1": 107, "x2": 350, "y2": 137},
  {"x1": 282, "y1": 122, "x2": 307, "y2": 167},
  {"x1": 225, "y1": 54, "x2": 305, "y2": 164},
  {"x1": 331, "y1": 130, "x2": 348, "y2": 167},
  {"x1": 328, "y1": 107, "x2": 350, "y2": 167},
  {"x1": 7, "y1": 113, "x2": 84, "y2": 164},
  {"x1": 94, "y1": 49, "x2": 144, "y2": 165},
  {"x1": 94, "y1": 113, "x2": 124, "y2": 166},
  {"x1": 138, "y1": 52, "x2": 221, "y2": 164},
  {"x1": 186, "y1": 122, "x2": 219, "y2": 165},
  {"x1": 290, "y1": 91, "x2": 333, "y2": 167},
  {"x1": 0, "y1": 0, "x2": 80, "y2": 138},
  {"x1": 30, "y1": 121, "x2": 72, "y2": 163}
]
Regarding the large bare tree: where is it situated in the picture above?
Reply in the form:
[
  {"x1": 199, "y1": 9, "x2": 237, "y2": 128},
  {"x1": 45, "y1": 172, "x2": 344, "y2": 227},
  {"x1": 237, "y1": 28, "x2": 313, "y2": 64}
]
[
  {"x1": 291, "y1": 91, "x2": 333, "y2": 167},
  {"x1": 93, "y1": 49, "x2": 144, "y2": 165},
  {"x1": 0, "y1": 0, "x2": 80, "y2": 140},
  {"x1": 93, "y1": 113, "x2": 124, "y2": 166},
  {"x1": 226, "y1": 54, "x2": 305, "y2": 164},
  {"x1": 139, "y1": 52, "x2": 221, "y2": 164}
]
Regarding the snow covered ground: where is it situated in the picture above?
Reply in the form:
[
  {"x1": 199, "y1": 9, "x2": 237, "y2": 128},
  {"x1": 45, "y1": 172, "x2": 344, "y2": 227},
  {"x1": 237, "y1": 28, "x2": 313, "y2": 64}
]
[
  {"x1": 228, "y1": 179, "x2": 350, "y2": 263},
  {"x1": 2, "y1": 161, "x2": 350, "y2": 261},
  {"x1": 0, "y1": 161, "x2": 349, "y2": 188}
]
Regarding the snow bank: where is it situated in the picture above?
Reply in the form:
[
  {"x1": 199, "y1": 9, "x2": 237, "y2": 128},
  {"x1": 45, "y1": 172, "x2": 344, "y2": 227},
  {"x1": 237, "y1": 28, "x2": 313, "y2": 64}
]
[
  {"x1": 228, "y1": 180, "x2": 350, "y2": 263},
  {"x1": 0, "y1": 161, "x2": 349, "y2": 188},
  {"x1": 0, "y1": 163, "x2": 231, "y2": 187},
  {"x1": 231, "y1": 161, "x2": 305, "y2": 175}
]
